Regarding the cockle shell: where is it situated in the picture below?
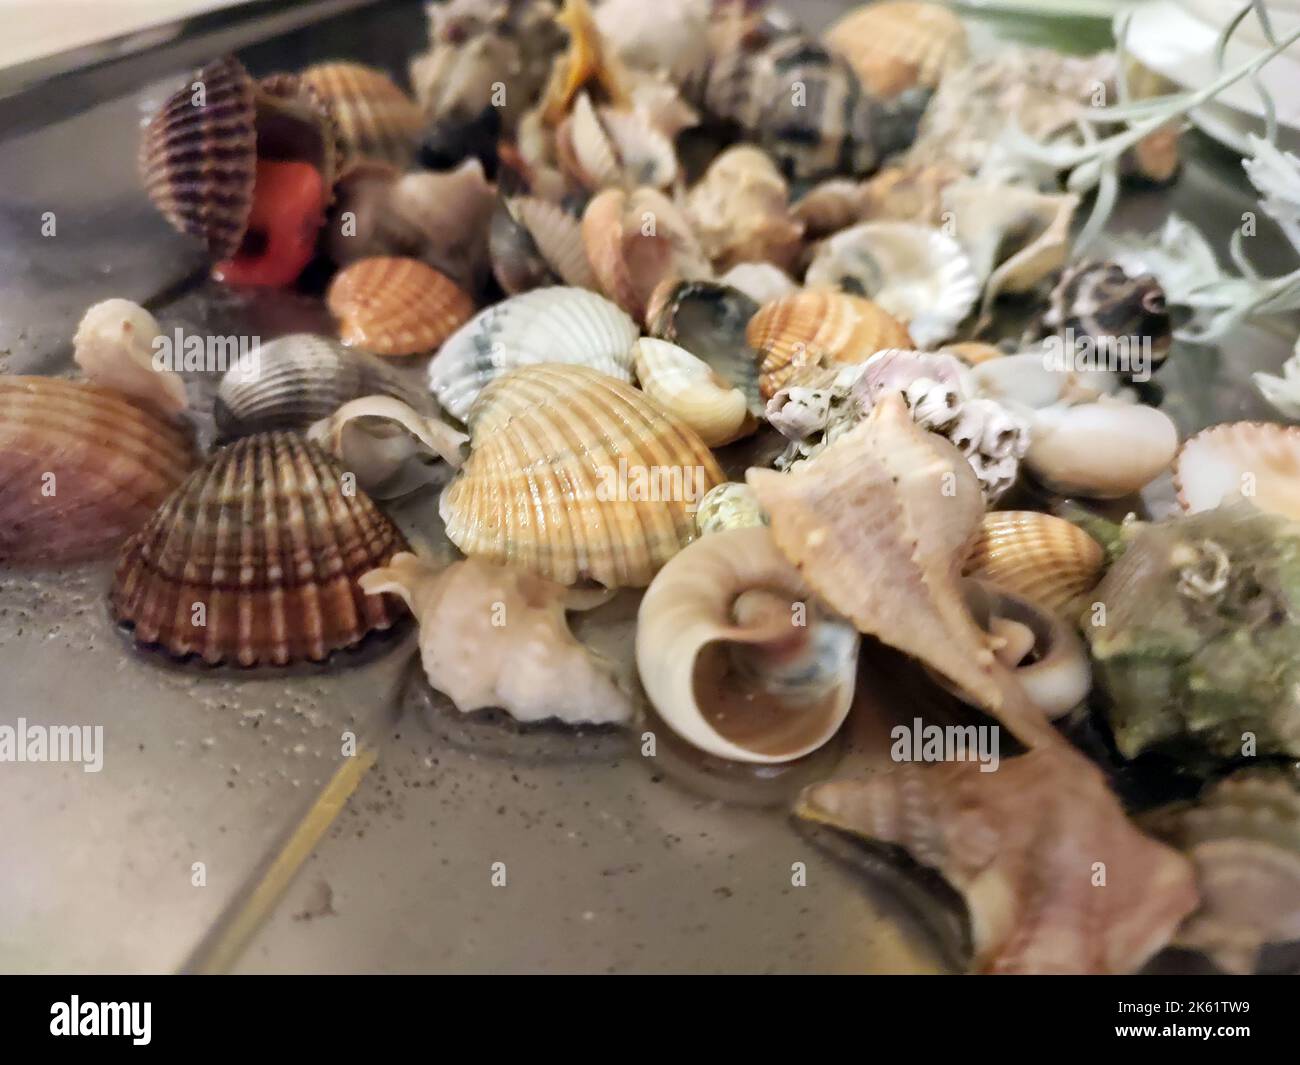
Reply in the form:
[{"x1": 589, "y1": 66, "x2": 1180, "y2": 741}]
[
  {"x1": 637, "y1": 525, "x2": 859, "y2": 763},
  {"x1": 0, "y1": 377, "x2": 196, "y2": 564},
  {"x1": 1174, "y1": 422, "x2": 1300, "y2": 522},
  {"x1": 804, "y1": 222, "x2": 979, "y2": 348},
  {"x1": 632, "y1": 338, "x2": 755, "y2": 447},
  {"x1": 440, "y1": 364, "x2": 725, "y2": 588},
  {"x1": 558, "y1": 92, "x2": 678, "y2": 191},
  {"x1": 684, "y1": 146, "x2": 804, "y2": 272},
  {"x1": 1026, "y1": 400, "x2": 1179, "y2": 499},
  {"x1": 581, "y1": 186, "x2": 711, "y2": 321},
  {"x1": 489, "y1": 194, "x2": 598, "y2": 295},
  {"x1": 361, "y1": 552, "x2": 635, "y2": 725},
  {"x1": 428, "y1": 286, "x2": 639, "y2": 422},
  {"x1": 964, "y1": 511, "x2": 1107, "y2": 617},
  {"x1": 823, "y1": 1, "x2": 969, "y2": 96},
  {"x1": 73, "y1": 299, "x2": 188, "y2": 416},
  {"x1": 796, "y1": 744, "x2": 1198, "y2": 973},
  {"x1": 300, "y1": 62, "x2": 423, "y2": 167},
  {"x1": 746, "y1": 290, "x2": 912, "y2": 399},
  {"x1": 214, "y1": 333, "x2": 435, "y2": 439},
  {"x1": 110, "y1": 432, "x2": 408, "y2": 665},
  {"x1": 327, "y1": 256, "x2": 474, "y2": 356}
]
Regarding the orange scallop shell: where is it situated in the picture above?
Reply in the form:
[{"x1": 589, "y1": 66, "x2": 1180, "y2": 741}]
[
  {"x1": 746, "y1": 290, "x2": 913, "y2": 398},
  {"x1": 110, "y1": 432, "x2": 409, "y2": 666},
  {"x1": 0, "y1": 377, "x2": 197, "y2": 564},
  {"x1": 300, "y1": 62, "x2": 424, "y2": 167},
  {"x1": 327, "y1": 256, "x2": 475, "y2": 356}
]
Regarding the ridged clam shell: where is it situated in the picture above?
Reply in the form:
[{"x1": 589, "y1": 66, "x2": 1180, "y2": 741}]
[
  {"x1": 489, "y1": 195, "x2": 598, "y2": 295},
  {"x1": 1174, "y1": 422, "x2": 1300, "y2": 522},
  {"x1": 559, "y1": 92, "x2": 678, "y2": 191},
  {"x1": 327, "y1": 256, "x2": 474, "y2": 356},
  {"x1": 804, "y1": 222, "x2": 980, "y2": 348},
  {"x1": 428, "y1": 286, "x2": 639, "y2": 422},
  {"x1": 824, "y1": 1, "x2": 969, "y2": 95},
  {"x1": 213, "y1": 333, "x2": 435, "y2": 439},
  {"x1": 746, "y1": 290, "x2": 912, "y2": 399},
  {"x1": 964, "y1": 512, "x2": 1107, "y2": 617},
  {"x1": 440, "y1": 365, "x2": 726, "y2": 588},
  {"x1": 0, "y1": 377, "x2": 196, "y2": 564},
  {"x1": 139, "y1": 56, "x2": 257, "y2": 260},
  {"x1": 110, "y1": 432, "x2": 408, "y2": 665},
  {"x1": 300, "y1": 62, "x2": 423, "y2": 167},
  {"x1": 632, "y1": 337, "x2": 755, "y2": 447}
]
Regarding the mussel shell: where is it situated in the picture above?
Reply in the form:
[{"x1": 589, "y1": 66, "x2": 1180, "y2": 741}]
[
  {"x1": 327, "y1": 256, "x2": 475, "y2": 356},
  {"x1": 110, "y1": 432, "x2": 409, "y2": 666}
]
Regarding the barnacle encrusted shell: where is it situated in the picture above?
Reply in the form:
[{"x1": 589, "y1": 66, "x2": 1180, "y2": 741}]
[
  {"x1": 632, "y1": 338, "x2": 755, "y2": 447},
  {"x1": 823, "y1": 1, "x2": 968, "y2": 96},
  {"x1": 1143, "y1": 771, "x2": 1300, "y2": 975},
  {"x1": 300, "y1": 62, "x2": 423, "y2": 167},
  {"x1": 804, "y1": 222, "x2": 979, "y2": 348},
  {"x1": 1087, "y1": 502, "x2": 1300, "y2": 767},
  {"x1": 1174, "y1": 422, "x2": 1300, "y2": 521},
  {"x1": 746, "y1": 290, "x2": 912, "y2": 399},
  {"x1": 73, "y1": 299, "x2": 187, "y2": 416},
  {"x1": 684, "y1": 146, "x2": 804, "y2": 272},
  {"x1": 964, "y1": 511, "x2": 1107, "y2": 617},
  {"x1": 327, "y1": 256, "x2": 475, "y2": 356},
  {"x1": 1026, "y1": 400, "x2": 1178, "y2": 499},
  {"x1": 214, "y1": 333, "x2": 435, "y2": 439},
  {"x1": 796, "y1": 744, "x2": 1198, "y2": 973},
  {"x1": 0, "y1": 377, "x2": 196, "y2": 564},
  {"x1": 110, "y1": 432, "x2": 408, "y2": 666},
  {"x1": 440, "y1": 365, "x2": 725, "y2": 588},
  {"x1": 694, "y1": 482, "x2": 765, "y2": 537},
  {"x1": 428, "y1": 286, "x2": 639, "y2": 422},
  {"x1": 636, "y1": 525, "x2": 859, "y2": 764},
  {"x1": 361, "y1": 552, "x2": 635, "y2": 725}
]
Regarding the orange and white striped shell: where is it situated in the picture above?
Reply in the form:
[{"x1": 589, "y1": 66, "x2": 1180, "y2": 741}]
[
  {"x1": 300, "y1": 62, "x2": 424, "y2": 167},
  {"x1": 823, "y1": 1, "x2": 968, "y2": 96},
  {"x1": 110, "y1": 432, "x2": 409, "y2": 666},
  {"x1": 440, "y1": 364, "x2": 726, "y2": 588},
  {"x1": 0, "y1": 377, "x2": 196, "y2": 564},
  {"x1": 327, "y1": 255, "x2": 474, "y2": 356},
  {"x1": 746, "y1": 290, "x2": 912, "y2": 398},
  {"x1": 964, "y1": 511, "x2": 1107, "y2": 617}
]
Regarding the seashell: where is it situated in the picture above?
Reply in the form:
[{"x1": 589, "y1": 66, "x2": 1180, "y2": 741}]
[
  {"x1": 110, "y1": 432, "x2": 408, "y2": 665},
  {"x1": 632, "y1": 337, "x2": 755, "y2": 447},
  {"x1": 361, "y1": 552, "x2": 635, "y2": 725},
  {"x1": 327, "y1": 256, "x2": 474, "y2": 356},
  {"x1": 746, "y1": 290, "x2": 912, "y2": 400},
  {"x1": 717, "y1": 262, "x2": 797, "y2": 306},
  {"x1": 972, "y1": 349, "x2": 1121, "y2": 411},
  {"x1": 684, "y1": 146, "x2": 804, "y2": 272},
  {"x1": 300, "y1": 62, "x2": 423, "y2": 168},
  {"x1": 963, "y1": 511, "x2": 1107, "y2": 617},
  {"x1": 594, "y1": 0, "x2": 711, "y2": 82},
  {"x1": 326, "y1": 159, "x2": 496, "y2": 294},
  {"x1": 1045, "y1": 260, "x2": 1173, "y2": 374},
  {"x1": 213, "y1": 333, "x2": 434, "y2": 440},
  {"x1": 796, "y1": 744, "x2": 1198, "y2": 973},
  {"x1": 823, "y1": 2, "x2": 969, "y2": 96},
  {"x1": 489, "y1": 194, "x2": 598, "y2": 295},
  {"x1": 0, "y1": 377, "x2": 196, "y2": 564},
  {"x1": 857, "y1": 161, "x2": 964, "y2": 225},
  {"x1": 1143, "y1": 771, "x2": 1300, "y2": 975},
  {"x1": 637, "y1": 525, "x2": 859, "y2": 763},
  {"x1": 1174, "y1": 422, "x2": 1300, "y2": 522},
  {"x1": 557, "y1": 92, "x2": 677, "y2": 191},
  {"x1": 646, "y1": 279, "x2": 763, "y2": 414},
  {"x1": 429, "y1": 286, "x2": 639, "y2": 422},
  {"x1": 943, "y1": 341, "x2": 1005, "y2": 367},
  {"x1": 308, "y1": 395, "x2": 467, "y2": 499},
  {"x1": 581, "y1": 186, "x2": 711, "y2": 321},
  {"x1": 804, "y1": 222, "x2": 979, "y2": 348},
  {"x1": 73, "y1": 299, "x2": 187, "y2": 416},
  {"x1": 695, "y1": 482, "x2": 765, "y2": 537},
  {"x1": 440, "y1": 364, "x2": 725, "y2": 588},
  {"x1": 538, "y1": 0, "x2": 631, "y2": 125},
  {"x1": 1026, "y1": 400, "x2": 1179, "y2": 499},
  {"x1": 791, "y1": 179, "x2": 868, "y2": 239},
  {"x1": 140, "y1": 57, "x2": 338, "y2": 284}
]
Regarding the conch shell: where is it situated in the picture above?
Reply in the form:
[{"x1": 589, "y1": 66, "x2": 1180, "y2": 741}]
[
  {"x1": 361, "y1": 552, "x2": 635, "y2": 725},
  {"x1": 72, "y1": 299, "x2": 188, "y2": 416},
  {"x1": 632, "y1": 338, "x2": 755, "y2": 447},
  {"x1": 637, "y1": 526, "x2": 859, "y2": 763}
]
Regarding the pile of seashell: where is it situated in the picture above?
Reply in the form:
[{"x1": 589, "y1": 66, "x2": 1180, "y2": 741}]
[{"x1": 4, "y1": 0, "x2": 1299, "y2": 975}]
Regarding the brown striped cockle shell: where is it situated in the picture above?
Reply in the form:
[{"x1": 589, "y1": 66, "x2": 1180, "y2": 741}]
[
  {"x1": 963, "y1": 511, "x2": 1107, "y2": 618},
  {"x1": 110, "y1": 432, "x2": 408, "y2": 666},
  {"x1": 327, "y1": 256, "x2": 474, "y2": 356},
  {"x1": 300, "y1": 62, "x2": 423, "y2": 167},
  {"x1": 0, "y1": 377, "x2": 197, "y2": 565},
  {"x1": 824, "y1": 1, "x2": 969, "y2": 96},
  {"x1": 440, "y1": 364, "x2": 726, "y2": 588},
  {"x1": 1174, "y1": 422, "x2": 1300, "y2": 522},
  {"x1": 746, "y1": 290, "x2": 912, "y2": 399},
  {"x1": 632, "y1": 338, "x2": 756, "y2": 447}
]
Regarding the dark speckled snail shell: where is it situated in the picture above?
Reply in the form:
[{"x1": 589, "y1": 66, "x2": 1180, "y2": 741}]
[{"x1": 1045, "y1": 260, "x2": 1173, "y2": 373}]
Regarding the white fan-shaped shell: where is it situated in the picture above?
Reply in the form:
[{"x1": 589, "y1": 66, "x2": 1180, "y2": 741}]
[
  {"x1": 428, "y1": 286, "x2": 640, "y2": 421},
  {"x1": 1175, "y1": 422, "x2": 1300, "y2": 521}
]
